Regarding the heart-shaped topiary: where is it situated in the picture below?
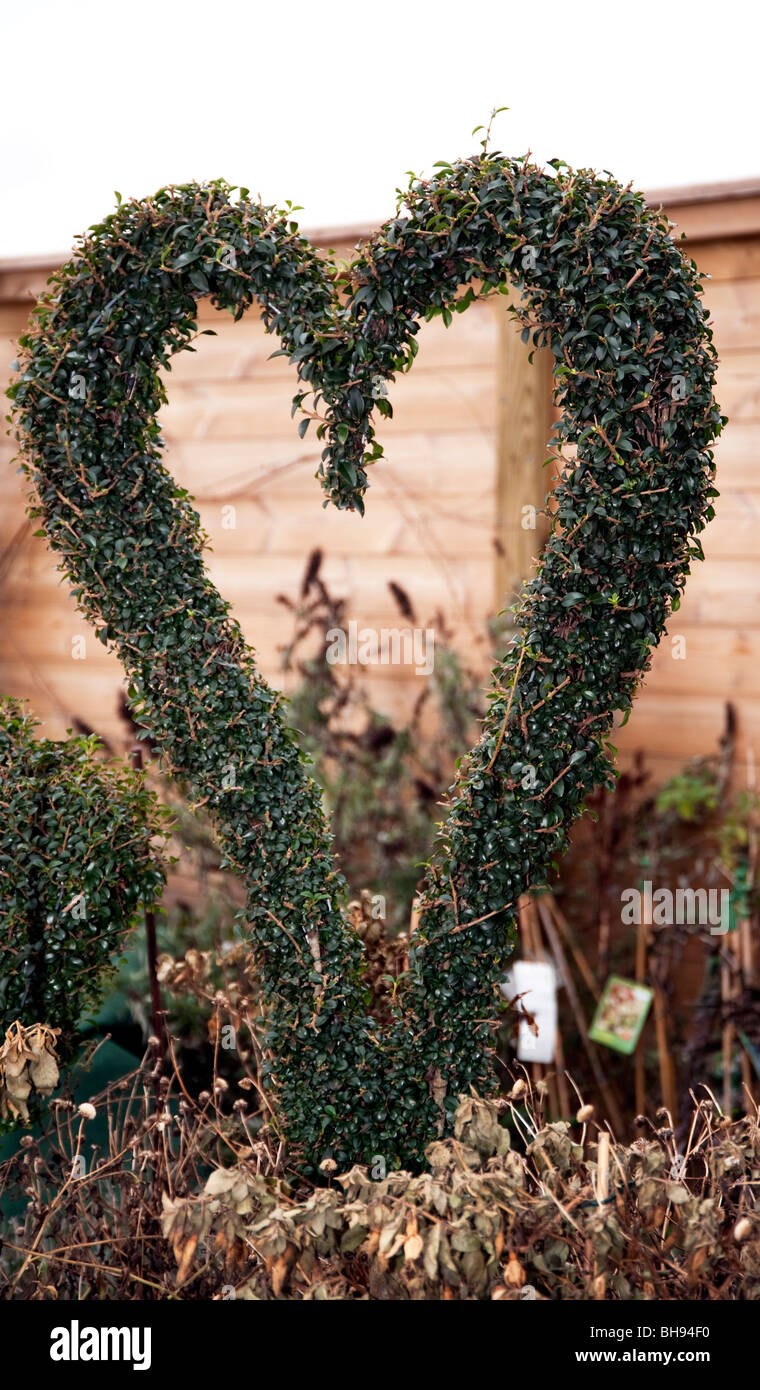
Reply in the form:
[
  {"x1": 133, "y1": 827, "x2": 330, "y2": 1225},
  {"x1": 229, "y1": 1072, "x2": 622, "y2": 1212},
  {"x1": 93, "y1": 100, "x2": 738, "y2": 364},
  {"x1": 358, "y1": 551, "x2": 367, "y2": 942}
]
[{"x1": 8, "y1": 151, "x2": 723, "y2": 1168}]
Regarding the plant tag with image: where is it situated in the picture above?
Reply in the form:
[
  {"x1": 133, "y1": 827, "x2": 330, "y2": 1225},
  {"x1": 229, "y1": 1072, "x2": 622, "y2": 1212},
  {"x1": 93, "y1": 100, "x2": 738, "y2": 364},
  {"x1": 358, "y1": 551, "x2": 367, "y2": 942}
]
[{"x1": 589, "y1": 975, "x2": 653, "y2": 1055}]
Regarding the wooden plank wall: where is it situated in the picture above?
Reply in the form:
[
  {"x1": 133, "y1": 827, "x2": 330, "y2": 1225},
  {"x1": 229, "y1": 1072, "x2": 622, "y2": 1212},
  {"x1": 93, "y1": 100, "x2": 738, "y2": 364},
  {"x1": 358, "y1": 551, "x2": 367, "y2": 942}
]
[
  {"x1": 1, "y1": 185, "x2": 760, "y2": 792},
  {"x1": 612, "y1": 192, "x2": 760, "y2": 783}
]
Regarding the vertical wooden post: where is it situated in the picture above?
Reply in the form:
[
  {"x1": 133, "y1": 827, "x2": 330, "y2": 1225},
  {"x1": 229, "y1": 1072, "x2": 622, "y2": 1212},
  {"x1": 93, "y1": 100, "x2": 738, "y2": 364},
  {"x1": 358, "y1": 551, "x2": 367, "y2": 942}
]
[
  {"x1": 494, "y1": 292, "x2": 554, "y2": 609},
  {"x1": 130, "y1": 744, "x2": 166, "y2": 1052}
]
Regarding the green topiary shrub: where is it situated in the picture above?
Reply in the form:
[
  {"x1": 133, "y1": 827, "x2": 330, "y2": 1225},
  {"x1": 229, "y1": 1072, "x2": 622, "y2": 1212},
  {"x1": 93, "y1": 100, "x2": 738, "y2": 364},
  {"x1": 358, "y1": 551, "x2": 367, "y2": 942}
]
[
  {"x1": 7, "y1": 151, "x2": 723, "y2": 1169},
  {"x1": 0, "y1": 698, "x2": 168, "y2": 1109}
]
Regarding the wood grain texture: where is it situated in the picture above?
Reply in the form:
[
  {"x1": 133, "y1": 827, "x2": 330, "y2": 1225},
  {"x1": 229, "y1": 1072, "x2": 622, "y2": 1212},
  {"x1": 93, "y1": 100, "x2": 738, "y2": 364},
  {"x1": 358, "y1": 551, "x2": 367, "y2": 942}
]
[{"x1": 494, "y1": 292, "x2": 553, "y2": 608}]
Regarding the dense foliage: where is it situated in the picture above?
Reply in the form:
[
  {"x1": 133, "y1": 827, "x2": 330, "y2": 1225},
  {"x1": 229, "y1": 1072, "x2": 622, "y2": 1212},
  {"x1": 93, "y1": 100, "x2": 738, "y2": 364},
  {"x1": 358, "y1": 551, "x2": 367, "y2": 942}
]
[
  {"x1": 8, "y1": 152, "x2": 722, "y2": 1168},
  {"x1": 0, "y1": 699, "x2": 167, "y2": 1097}
]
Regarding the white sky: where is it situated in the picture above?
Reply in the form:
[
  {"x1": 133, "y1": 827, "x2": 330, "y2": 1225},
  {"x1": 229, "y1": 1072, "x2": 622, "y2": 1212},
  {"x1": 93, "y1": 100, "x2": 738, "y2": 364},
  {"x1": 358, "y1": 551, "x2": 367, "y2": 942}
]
[{"x1": 1, "y1": 0, "x2": 757, "y2": 259}]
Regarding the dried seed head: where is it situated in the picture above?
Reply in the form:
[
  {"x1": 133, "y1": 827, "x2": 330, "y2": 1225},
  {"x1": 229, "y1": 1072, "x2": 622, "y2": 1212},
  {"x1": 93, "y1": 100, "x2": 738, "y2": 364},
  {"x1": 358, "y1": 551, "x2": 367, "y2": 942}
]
[
  {"x1": 29, "y1": 1047, "x2": 59, "y2": 1095},
  {"x1": 734, "y1": 1217, "x2": 752, "y2": 1243},
  {"x1": 78, "y1": 1102, "x2": 96, "y2": 1120},
  {"x1": 576, "y1": 1104, "x2": 594, "y2": 1124},
  {"x1": 508, "y1": 1079, "x2": 527, "y2": 1100},
  {"x1": 319, "y1": 1157, "x2": 337, "y2": 1175}
]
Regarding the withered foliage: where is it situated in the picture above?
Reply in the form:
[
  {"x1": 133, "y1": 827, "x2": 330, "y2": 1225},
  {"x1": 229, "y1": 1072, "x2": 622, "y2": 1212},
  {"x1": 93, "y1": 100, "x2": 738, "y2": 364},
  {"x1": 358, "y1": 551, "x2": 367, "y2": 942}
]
[
  {"x1": 0, "y1": 1023, "x2": 60, "y2": 1125},
  {"x1": 2, "y1": 1055, "x2": 758, "y2": 1301},
  {"x1": 162, "y1": 1092, "x2": 760, "y2": 1301},
  {"x1": 0, "y1": 1041, "x2": 265, "y2": 1300}
]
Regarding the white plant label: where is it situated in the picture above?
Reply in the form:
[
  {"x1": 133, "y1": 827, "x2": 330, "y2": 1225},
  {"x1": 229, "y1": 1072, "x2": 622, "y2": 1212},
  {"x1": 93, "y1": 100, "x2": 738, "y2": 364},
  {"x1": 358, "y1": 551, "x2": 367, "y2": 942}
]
[{"x1": 503, "y1": 960, "x2": 558, "y2": 1065}]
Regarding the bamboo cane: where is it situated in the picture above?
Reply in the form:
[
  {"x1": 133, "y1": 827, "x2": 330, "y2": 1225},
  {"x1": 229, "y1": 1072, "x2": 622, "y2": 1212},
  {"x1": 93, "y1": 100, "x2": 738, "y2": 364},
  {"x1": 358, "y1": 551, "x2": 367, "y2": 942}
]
[
  {"x1": 537, "y1": 899, "x2": 625, "y2": 1135},
  {"x1": 545, "y1": 895, "x2": 601, "y2": 1002},
  {"x1": 593, "y1": 1130, "x2": 611, "y2": 1299},
  {"x1": 634, "y1": 916, "x2": 647, "y2": 1117},
  {"x1": 652, "y1": 982, "x2": 677, "y2": 1122},
  {"x1": 740, "y1": 918, "x2": 754, "y2": 993},
  {"x1": 596, "y1": 1130, "x2": 610, "y2": 1203},
  {"x1": 721, "y1": 950, "x2": 734, "y2": 1116},
  {"x1": 553, "y1": 1024, "x2": 572, "y2": 1118}
]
